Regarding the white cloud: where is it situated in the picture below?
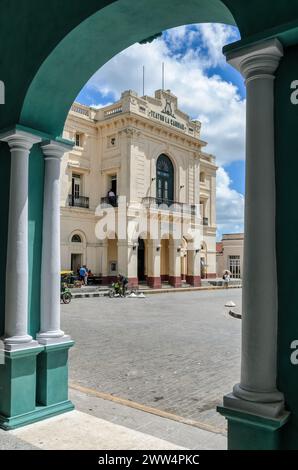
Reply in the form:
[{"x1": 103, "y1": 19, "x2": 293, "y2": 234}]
[
  {"x1": 85, "y1": 24, "x2": 245, "y2": 167},
  {"x1": 216, "y1": 167, "x2": 244, "y2": 238},
  {"x1": 197, "y1": 23, "x2": 240, "y2": 68}
]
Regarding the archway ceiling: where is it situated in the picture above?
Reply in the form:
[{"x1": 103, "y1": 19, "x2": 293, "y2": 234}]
[{"x1": 0, "y1": 0, "x2": 297, "y2": 135}]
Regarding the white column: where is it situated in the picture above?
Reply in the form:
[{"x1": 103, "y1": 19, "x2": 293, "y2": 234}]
[
  {"x1": 0, "y1": 129, "x2": 41, "y2": 350},
  {"x1": 37, "y1": 141, "x2": 71, "y2": 345},
  {"x1": 223, "y1": 39, "x2": 285, "y2": 417},
  {"x1": 99, "y1": 240, "x2": 108, "y2": 277},
  {"x1": 117, "y1": 239, "x2": 138, "y2": 282},
  {"x1": 147, "y1": 239, "x2": 161, "y2": 287},
  {"x1": 187, "y1": 248, "x2": 200, "y2": 279},
  {"x1": 169, "y1": 238, "x2": 181, "y2": 287}
]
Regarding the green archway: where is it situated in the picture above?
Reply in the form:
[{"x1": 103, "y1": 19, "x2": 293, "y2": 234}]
[{"x1": 19, "y1": 0, "x2": 236, "y2": 137}]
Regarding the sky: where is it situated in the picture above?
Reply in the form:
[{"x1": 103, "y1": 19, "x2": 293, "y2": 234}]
[{"x1": 76, "y1": 23, "x2": 245, "y2": 240}]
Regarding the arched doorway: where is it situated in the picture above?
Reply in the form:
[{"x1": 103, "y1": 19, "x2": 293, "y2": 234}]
[
  {"x1": 137, "y1": 237, "x2": 146, "y2": 282},
  {"x1": 156, "y1": 154, "x2": 174, "y2": 203}
]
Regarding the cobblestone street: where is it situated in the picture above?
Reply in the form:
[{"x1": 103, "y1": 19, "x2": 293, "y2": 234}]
[{"x1": 62, "y1": 289, "x2": 241, "y2": 432}]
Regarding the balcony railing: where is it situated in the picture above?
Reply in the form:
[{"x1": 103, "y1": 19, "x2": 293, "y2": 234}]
[
  {"x1": 104, "y1": 106, "x2": 122, "y2": 117},
  {"x1": 142, "y1": 197, "x2": 197, "y2": 215},
  {"x1": 100, "y1": 196, "x2": 119, "y2": 207},
  {"x1": 71, "y1": 104, "x2": 90, "y2": 117},
  {"x1": 68, "y1": 195, "x2": 90, "y2": 209}
]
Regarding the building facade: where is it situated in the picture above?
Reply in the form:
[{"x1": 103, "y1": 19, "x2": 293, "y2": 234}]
[
  {"x1": 61, "y1": 89, "x2": 217, "y2": 287},
  {"x1": 216, "y1": 233, "x2": 244, "y2": 279}
]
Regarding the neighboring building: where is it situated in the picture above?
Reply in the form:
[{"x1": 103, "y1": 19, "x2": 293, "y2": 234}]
[
  {"x1": 216, "y1": 233, "x2": 244, "y2": 279},
  {"x1": 61, "y1": 89, "x2": 217, "y2": 287}
]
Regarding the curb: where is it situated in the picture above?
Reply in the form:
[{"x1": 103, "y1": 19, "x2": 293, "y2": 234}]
[
  {"x1": 70, "y1": 285, "x2": 242, "y2": 299},
  {"x1": 71, "y1": 292, "x2": 107, "y2": 299}
]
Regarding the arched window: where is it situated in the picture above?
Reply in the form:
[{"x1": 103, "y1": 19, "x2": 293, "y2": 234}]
[
  {"x1": 71, "y1": 234, "x2": 82, "y2": 243},
  {"x1": 156, "y1": 154, "x2": 174, "y2": 203}
]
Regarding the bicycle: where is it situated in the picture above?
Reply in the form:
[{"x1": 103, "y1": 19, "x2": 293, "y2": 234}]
[{"x1": 61, "y1": 283, "x2": 72, "y2": 304}]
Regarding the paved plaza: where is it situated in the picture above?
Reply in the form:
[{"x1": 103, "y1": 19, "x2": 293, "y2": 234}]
[{"x1": 62, "y1": 289, "x2": 242, "y2": 432}]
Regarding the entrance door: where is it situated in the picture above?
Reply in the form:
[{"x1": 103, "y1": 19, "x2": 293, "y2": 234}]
[
  {"x1": 138, "y1": 238, "x2": 145, "y2": 282},
  {"x1": 156, "y1": 154, "x2": 174, "y2": 204},
  {"x1": 71, "y1": 253, "x2": 82, "y2": 272}
]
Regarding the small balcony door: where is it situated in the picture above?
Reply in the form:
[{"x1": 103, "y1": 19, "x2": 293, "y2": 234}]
[{"x1": 72, "y1": 174, "x2": 81, "y2": 203}]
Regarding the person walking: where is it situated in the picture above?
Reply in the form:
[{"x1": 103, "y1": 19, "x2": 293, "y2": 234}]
[
  {"x1": 79, "y1": 265, "x2": 86, "y2": 283},
  {"x1": 83, "y1": 265, "x2": 88, "y2": 286},
  {"x1": 223, "y1": 270, "x2": 230, "y2": 289}
]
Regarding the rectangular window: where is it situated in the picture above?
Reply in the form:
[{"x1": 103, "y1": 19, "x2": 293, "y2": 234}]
[
  {"x1": 75, "y1": 133, "x2": 81, "y2": 147},
  {"x1": 229, "y1": 255, "x2": 241, "y2": 278},
  {"x1": 110, "y1": 261, "x2": 117, "y2": 273}
]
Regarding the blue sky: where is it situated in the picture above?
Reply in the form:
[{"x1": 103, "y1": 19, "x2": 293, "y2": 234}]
[{"x1": 76, "y1": 23, "x2": 245, "y2": 239}]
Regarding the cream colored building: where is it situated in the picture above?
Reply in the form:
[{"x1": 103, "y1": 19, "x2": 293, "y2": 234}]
[
  {"x1": 216, "y1": 233, "x2": 244, "y2": 279},
  {"x1": 61, "y1": 89, "x2": 217, "y2": 287}
]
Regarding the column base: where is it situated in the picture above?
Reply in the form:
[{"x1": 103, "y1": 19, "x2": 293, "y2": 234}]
[
  {"x1": 207, "y1": 273, "x2": 217, "y2": 279},
  {"x1": 128, "y1": 277, "x2": 138, "y2": 288},
  {"x1": 147, "y1": 277, "x2": 162, "y2": 289},
  {"x1": 36, "y1": 333, "x2": 71, "y2": 346},
  {"x1": 0, "y1": 346, "x2": 43, "y2": 421},
  {"x1": 0, "y1": 400, "x2": 74, "y2": 431},
  {"x1": 4, "y1": 338, "x2": 40, "y2": 351},
  {"x1": 186, "y1": 275, "x2": 201, "y2": 287},
  {"x1": 36, "y1": 341, "x2": 74, "y2": 407},
  {"x1": 169, "y1": 276, "x2": 182, "y2": 288},
  {"x1": 217, "y1": 392, "x2": 290, "y2": 450},
  {"x1": 100, "y1": 276, "x2": 109, "y2": 286},
  {"x1": 108, "y1": 276, "x2": 118, "y2": 285}
]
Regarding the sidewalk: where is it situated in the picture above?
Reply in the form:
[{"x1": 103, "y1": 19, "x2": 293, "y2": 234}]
[{"x1": 0, "y1": 388, "x2": 226, "y2": 450}]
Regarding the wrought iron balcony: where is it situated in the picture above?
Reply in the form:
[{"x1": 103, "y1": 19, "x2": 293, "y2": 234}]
[
  {"x1": 68, "y1": 194, "x2": 89, "y2": 209},
  {"x1": 142, "y1": 197, "x2": 197, "y2": 215},
  {"x1": 100, "y1": 196, "x2": 119, "y2": 207}
]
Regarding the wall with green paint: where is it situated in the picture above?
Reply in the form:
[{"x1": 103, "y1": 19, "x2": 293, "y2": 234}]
[
  {"x1": 28, "y1": 145, "x2": 44, "y2": 337},
  {"x1": 275, "y1": 44, "x2": 298, "y2": 449}
]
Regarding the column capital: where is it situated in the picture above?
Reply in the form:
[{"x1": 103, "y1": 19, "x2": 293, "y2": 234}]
[
  {"x1": 41, "y1": 140, "x2": 72, "y2": 160},
  {"x1": 225, "y1": 38, "x2": 283, "y2": 82},
  {"x1": 0, "y1": 129, "x2": 41, "y2": 152}
]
